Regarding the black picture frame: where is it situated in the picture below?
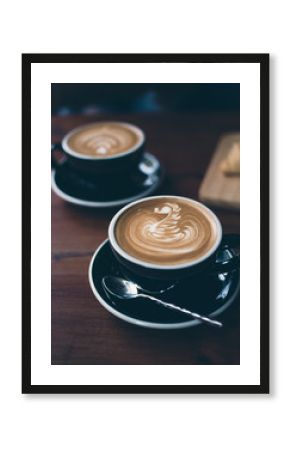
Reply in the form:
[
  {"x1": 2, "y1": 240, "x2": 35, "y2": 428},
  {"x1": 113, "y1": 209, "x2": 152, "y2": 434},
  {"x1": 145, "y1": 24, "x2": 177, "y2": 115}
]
[{"x1": 22, "y1": 53, "x2": 269, "y2": 394}]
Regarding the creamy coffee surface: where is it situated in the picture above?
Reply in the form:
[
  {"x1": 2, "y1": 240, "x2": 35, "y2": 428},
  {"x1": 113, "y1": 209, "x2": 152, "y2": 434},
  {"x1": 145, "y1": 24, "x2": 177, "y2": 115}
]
[
  {"x1": 115, "y1": 198, "x2": 218, "y2": 265},
  {"x1": 67, "y1": 122, "x2": 140, "y2": 157}
]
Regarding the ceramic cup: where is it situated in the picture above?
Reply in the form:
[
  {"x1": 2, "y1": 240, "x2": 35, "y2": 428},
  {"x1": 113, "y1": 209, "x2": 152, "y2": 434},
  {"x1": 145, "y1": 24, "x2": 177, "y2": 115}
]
[
  {"x1": 51, "y1": 121, "x2": 146, "y2": 176},
  {"x1": 108, "y1": 195, "x2": 240, "y2": 286}
]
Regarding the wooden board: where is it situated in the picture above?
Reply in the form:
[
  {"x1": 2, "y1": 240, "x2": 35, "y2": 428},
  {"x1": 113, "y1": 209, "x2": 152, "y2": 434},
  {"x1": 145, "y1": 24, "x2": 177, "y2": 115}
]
[{"x1": 199, "y1": 133, "x2": 240, "y2": 210}]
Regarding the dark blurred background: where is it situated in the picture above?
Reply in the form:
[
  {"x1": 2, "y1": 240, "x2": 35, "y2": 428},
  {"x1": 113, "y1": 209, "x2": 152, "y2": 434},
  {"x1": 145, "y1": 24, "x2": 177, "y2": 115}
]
[
  {"x1": 51, "y1": 83, "x2": 241, "y2": 366},
  {"x1": 51, "y1": 83, "x2": 240, "y2": 116}
]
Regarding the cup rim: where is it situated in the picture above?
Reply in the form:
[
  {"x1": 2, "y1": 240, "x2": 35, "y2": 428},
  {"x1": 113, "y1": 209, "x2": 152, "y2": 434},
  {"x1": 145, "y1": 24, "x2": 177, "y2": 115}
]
[
  {"x1": 62, "y1": 121, "x2": 145, "y2": 160},
  {"x1": 108, "y1": 195, "x2": 223, "y2": 270}
]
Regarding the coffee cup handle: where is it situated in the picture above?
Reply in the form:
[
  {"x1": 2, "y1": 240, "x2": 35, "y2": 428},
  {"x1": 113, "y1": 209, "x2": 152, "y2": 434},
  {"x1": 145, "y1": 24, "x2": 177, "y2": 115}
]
[
  {"x1": 51, "y1": 142, "x2": 66, "y2": 168},
  {"x1": 212, "y1": 234, "x2": 240, "y2": 273}
]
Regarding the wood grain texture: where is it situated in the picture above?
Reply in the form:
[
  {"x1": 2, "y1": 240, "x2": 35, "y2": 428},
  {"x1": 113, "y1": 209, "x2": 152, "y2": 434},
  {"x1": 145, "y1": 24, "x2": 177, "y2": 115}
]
[
  {"x1": 199, "y1": 133, "x2": 240, "y2": 209},
  {"x1": 52, "y1": 112, "x2": 240, "y2": 365}
]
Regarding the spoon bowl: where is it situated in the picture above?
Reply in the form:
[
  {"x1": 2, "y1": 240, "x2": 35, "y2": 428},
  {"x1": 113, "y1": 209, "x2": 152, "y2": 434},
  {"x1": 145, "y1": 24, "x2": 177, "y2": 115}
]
[{"x1": 102, "y1": 276, "x2": 139, "y2": 298}]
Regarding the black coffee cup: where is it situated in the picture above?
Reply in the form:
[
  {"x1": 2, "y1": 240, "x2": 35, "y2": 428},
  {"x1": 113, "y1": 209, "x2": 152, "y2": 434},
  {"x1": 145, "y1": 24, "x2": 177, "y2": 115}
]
[
  {"x1": 51, "y1": 121, "x2": 145, "y2": 176},
  {"x1": 108, "y1": 196, "x2": 240, "y2": 287}
]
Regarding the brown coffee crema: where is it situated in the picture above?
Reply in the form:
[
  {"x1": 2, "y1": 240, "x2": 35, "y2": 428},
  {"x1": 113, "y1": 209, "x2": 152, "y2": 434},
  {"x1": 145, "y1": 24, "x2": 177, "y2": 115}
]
[
  {"x1": 67, "y1": 122, "x2": 141, "y2": 158},
  {"x1": 115, "y1": 198, "x2": 219, "y2": 265}
]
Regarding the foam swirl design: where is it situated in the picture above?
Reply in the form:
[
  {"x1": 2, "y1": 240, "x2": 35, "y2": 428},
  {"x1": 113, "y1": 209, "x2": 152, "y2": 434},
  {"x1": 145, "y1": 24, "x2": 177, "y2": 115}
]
[
  {"x1": 67, "y1": 123, "x2": 140, "y2": 157},
  {"x1": 115, "y1": 199, "x2": 218, "y2": 265}
]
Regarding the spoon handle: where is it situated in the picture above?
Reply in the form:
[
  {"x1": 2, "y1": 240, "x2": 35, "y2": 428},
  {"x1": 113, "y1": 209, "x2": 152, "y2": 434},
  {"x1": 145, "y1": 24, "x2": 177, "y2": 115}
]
[{"x1": 139, "y1": 294, "x2": 223, "y2": 327}]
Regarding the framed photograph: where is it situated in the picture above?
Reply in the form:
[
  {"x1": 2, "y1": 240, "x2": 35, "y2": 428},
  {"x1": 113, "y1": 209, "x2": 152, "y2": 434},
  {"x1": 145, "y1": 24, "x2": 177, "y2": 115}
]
[{"x1": 22, "y1": 53, "x2": 269, "y2": 394}]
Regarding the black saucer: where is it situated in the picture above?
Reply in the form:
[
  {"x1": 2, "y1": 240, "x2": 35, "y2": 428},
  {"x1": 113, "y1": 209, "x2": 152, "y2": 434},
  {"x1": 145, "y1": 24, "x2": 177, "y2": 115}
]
[
  {"x1": 51, "y1": 152, "x2": 163, "y2": 208},
  {"x1": 88, "y1": 240, "x2": 240, "y2": 329}
]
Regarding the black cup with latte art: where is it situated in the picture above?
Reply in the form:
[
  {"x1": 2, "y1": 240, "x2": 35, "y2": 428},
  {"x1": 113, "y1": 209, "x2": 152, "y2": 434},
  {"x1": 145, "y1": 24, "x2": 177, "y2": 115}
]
[
  {"x1": 109, "y1": 196, "x2": 239, "y2": 283},
  {"x1": 52, "y1": 121, "x2": 145, "y2": 176}
]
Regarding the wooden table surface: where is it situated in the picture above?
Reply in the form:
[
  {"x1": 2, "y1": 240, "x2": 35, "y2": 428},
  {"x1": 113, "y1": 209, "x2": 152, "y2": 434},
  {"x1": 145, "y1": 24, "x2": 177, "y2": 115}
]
[{"x1": 52, "y1": 111, "x2": 240, "y2": 365}]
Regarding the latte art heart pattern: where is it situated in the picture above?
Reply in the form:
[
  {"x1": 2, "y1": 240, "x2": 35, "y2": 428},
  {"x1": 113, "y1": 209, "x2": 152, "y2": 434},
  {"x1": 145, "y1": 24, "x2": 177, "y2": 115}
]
[{"x1": 115, "y1": 199, "x2": 219, "y2": 265}]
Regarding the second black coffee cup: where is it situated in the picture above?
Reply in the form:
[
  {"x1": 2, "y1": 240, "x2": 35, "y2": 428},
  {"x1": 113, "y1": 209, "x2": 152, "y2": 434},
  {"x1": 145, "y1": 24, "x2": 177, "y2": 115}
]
[{"x1": 51, "y1": 121, "x2": 145, "y2": 175}]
